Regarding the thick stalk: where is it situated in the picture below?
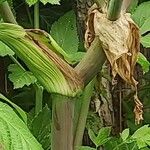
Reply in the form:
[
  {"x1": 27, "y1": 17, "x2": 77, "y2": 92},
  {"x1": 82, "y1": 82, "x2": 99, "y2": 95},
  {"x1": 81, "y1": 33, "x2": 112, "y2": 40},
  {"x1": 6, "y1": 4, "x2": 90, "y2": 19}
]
[
  {"x1": 0, "y1": 1, "x2": 17, "y2": 24},
  {"x1": 107, "y1": 0, "x2": 123, "y2": 21},
  {"x1": 75, "y1": 37, "x2": 106, "y2": 85},
  {"x1": 51, "y1": 95, "x2": 75, "y2": 150},
  {"x1": 74, "y1": 79, "x2": 95, "y2": 148},
  {"x1": 34, "y1": 1, "x2": 40, "y2": 29}
]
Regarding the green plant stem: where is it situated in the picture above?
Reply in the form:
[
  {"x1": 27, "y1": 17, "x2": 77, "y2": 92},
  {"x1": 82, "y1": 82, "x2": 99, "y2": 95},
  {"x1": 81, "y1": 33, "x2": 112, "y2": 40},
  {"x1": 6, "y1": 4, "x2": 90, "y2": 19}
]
[
  {"x1": 75, "y1": 37, "x2": 106, "y2": 85},
  {"x1": 107, "y1": 0, "x2": 123, "y2": 21},
  {"x1": 74, "y1": 79, "x2": 95, "y2": 149},
  {"x1": 34, "y1": 1, "x2": 40, "y2": 29},
  {"x1": 51, "y1": 94, "x2": 75, "y2": 150},
  {"x1": 0, "y1": 1, "x2": 17, "y2": 24},
  {"x1": 34, "y1": 84, "x2": 43, "y2": 114},
  {"x1": 9, "y1": 55, "x2": 25, "y2": 71}
]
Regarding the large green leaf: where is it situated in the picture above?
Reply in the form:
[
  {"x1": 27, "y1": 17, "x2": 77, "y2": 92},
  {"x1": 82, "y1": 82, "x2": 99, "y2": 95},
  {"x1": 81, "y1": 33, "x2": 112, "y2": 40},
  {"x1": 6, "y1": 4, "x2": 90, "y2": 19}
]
[
  {"x1": 140, "y1": 17, "x2": 150, "y2": 35},
  {"x1": 28, "y1": 105, "x2": 51, "y2": 150},
  {"x1": 131, "y1": 125, "x2": 150, "y2": 149},
  {"x1": 0, "y1": 93, "x2": 27, "y2": 123},
  {"x1": 132, "y1": 2, "x2": 150, "y2": 28},
  {"x1": 137, "y1": 52, "x2": 150, "y2": 73},
  {"x1": 0, "y1": 101, "x2": 43, "y2": 150},
  {"x1": 0, "y1": 41, "x2": 14, "y2": 57},
  {"x1": 141, "y1": 34, "x2": 150, "y2": 48},
  {"x1": 51, "y1": 10, "x2": 79, "y2": 54},
  {"x1": 8, "y1": 64, "x2": 37, "y2": 89}
]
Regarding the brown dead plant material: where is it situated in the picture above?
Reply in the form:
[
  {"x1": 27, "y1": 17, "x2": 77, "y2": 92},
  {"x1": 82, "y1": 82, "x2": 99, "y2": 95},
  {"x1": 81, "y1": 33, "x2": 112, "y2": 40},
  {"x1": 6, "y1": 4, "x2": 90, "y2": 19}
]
[{"x1": 85, "y1": 4, "x2": 143, "y2": 124}]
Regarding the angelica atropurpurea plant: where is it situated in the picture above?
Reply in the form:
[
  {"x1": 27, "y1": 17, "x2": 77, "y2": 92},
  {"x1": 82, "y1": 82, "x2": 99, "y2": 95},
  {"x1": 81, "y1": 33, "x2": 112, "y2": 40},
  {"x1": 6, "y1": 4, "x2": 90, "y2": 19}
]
[{"x1": 0, "y1": 0, "x2": 143, "y2": 150}]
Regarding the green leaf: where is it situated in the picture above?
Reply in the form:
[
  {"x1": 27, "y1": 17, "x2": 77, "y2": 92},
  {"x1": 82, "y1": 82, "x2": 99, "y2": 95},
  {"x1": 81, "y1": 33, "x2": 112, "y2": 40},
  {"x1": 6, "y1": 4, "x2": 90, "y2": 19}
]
[
  {"x1": 0, "y1": 93, "x2": 27, "y2": 123},
  {"x1": 26, "y1": 0, "x2": 60, "y2": 6},
  {"x1": 0, "y1": 0, "x2": 6, "y2": 5},
  {"x1": 131, "y1": 125, "x2": 150, "y2": 149},
  {"x1": 79, "y1": 146, "x2": 96, "y2": 150},
  {"x1": 0, "y1": 101, "x2": 43, "y2": 150},
  {"x1": 140, "y1": 17, "x2": 150, "y2": 35},
  {"x1": 120, "y1": 128, "x2": 130, "y2": 141},
  {"x1": 26, "y1": 0, "x2": 38, "y2": 6},
  {"x1": 0, "y1": 41, "x2": 14, "y2": 57},
  {"x1": 132, "y1": 2, "x2": 150, "y2": 28},
  {"x1": 88, "y1": 129, "x2": 97, "y2": 146},
  {"x1": 137, "y1": 52, "x2": 150, "y2": 73},
  {"x1": 141, "y1": 34, "x2": 150, "y2": 48},
  {"x1": 132, "y1": 125, "x2": 150, "y2": 138},
  {"x1": 29, "y1": 105, "x2": 51, "y2": 150},
  {"x1": 51, "y1": 10, "x2": 79, "y2": 54},
  {"x1": 40, "y1": 0, "x2": 60, "y2": 5},
  {"x1": 96, "y1": 127, "x2": 111, "y2": 146},
  {"x1": 127, "y1": 0, "x2": 138, "y2": 13},
  {"x1": 8, "y1": 64, "x2": 37, "y2": 89}
]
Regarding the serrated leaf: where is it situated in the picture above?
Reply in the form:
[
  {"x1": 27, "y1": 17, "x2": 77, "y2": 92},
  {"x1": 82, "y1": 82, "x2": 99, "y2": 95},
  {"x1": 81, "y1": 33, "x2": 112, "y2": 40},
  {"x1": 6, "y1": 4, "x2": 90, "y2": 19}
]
[
  {"x1": 141, "y1": 34, "x2": 150, "y2": 48},
  {"x1": 96, "y1": 127, "x2": 111, "y2": 146},
  {"x1": 88, "y1": 129, "x2": 97, "y2": 146},
  {"x1": 137, "y1": 52, "x2": 150, "y2": 73},
  {"x1": 132, "y1": 2, "x2": 150, "y2": 27},
  {"x1": 51, "y1": 10, "x2": 79, "y2": 54},
  {"x1": 0, "y1": 101, "x2": 43, "y2": 150},
  {"x1": 40, "y1": 0, "x2": 60, "y2": 5},
  {"x1": 120, "y1": 128, "x2": 129, "y2": 141},
  {"x1": 0, "y1": 41, "x2": 14, "y2": 57},
  {"x1": 26, "y1": 0, "x2": 38, "y2": 6},
  {"x1": 0, "y1": 42, "x2": 14, "y2": 57},
  {"x1": 79, "y1": 146, "x2": 96, "y2": 150},
  {"x1": 8, "y1": 64, "x2": 37, "y2": 89},
  {"x1": 0, "y1": 93, "x2": 27, "y2": 123},
  {"x1": 29, "y1": 105, "x2": 51, "y2": 150},
  {"x1": 132, "y1": 125, "x2": 150, "y2": 139}
]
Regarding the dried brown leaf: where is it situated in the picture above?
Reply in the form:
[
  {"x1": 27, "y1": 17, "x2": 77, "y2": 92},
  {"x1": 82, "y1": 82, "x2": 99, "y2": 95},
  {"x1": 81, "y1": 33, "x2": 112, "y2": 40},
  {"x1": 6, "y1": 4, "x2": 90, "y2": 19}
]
[{"x1": 85, "y1": 5, "x2": 143, "y2": 124}]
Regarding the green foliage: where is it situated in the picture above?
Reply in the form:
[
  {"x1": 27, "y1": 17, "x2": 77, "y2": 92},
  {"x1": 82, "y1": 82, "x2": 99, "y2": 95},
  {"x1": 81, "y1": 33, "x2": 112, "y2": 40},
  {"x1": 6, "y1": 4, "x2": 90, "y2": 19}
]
[
  {"x1": 141, "y1": 34, "x2": 150, "y2": 48},
  {"x1": 51, "y1": 10, "x2": 79, "y2": 54},
  {"x1": 88, "y1": 127, "x2": 111, "y2": 148},
  {"x1": 8, "y1": 64, "x2": 37, "y2": 89},
  {"x1": 79, "y1": 146, "x2": 96, "y2": 150},
  {"x1": 120, "y1": 128, "x2": 129, "y2": 141},
  {"x1": 0, "y1": 93, "x2": 27, "y2": 123},
  {"x1": 28, "y1": 105, "x2": 51, "y2": 150},
  {"x1": 0, "y1": 101, "x2": 43, "y2": 150},
  {"x1": 132, "y1": 2, "x2": 150, "y2": 28},
  {"x1": 132, "y1": 2, "x2": 150, "y2": 49},
  {"x1": 131, "y1": 125, "x2": 150, "y2": 149},
  {"x1": 51, "y1": 10, "x2": 84, "y2": 63},
  {"x1": 26, "y1": 0, "x2": 60, "y2": 6},
  {"x1": 0, "y1": 23, "x2": 82, "y2": 96},
  {"x1": 0, "y1": 41, "x2": 14, "y2": 56},
  {"x1": 137, "y1": 52, "x2": 150, "y2": 73}
]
